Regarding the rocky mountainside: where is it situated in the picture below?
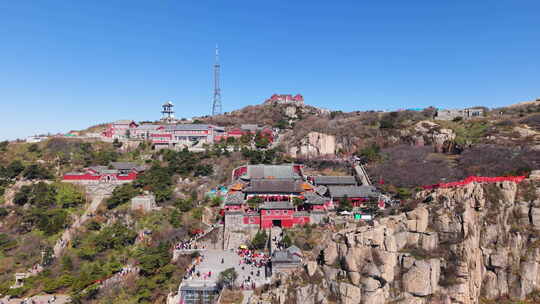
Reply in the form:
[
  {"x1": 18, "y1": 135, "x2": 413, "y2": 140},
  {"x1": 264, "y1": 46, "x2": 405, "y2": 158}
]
[{"x1": 253, "y1": 175, "x2": 540, "y2": 304}]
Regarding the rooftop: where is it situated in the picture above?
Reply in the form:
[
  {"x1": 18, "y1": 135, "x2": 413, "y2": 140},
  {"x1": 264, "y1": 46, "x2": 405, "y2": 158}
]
[
  {"x1": 327, "y1": 185, "x2": 379, "y2": 198},
  {"x1": 313, "y1": 176, "x2": 357, "y2": 186},
  {"x1": 246, "y1": 165, "x2": 301, "y2": 180},
  {"x1": 245, "y1": 179, "x2": 304, "y2": 193},
  {"x1": 86, "y1": 162, "x2": 145, "y2": 175},
  {"x1": 224, "y1": 192, "x2": 245, "y2": 205},
  {"x1": 164, "y1": 124, "x2": 224, "y2": 131},
  {"x1": 260, "y1": 201, "x2": 295, "y2": 209},
  {"x1": 303, "y1": 192, "x2": 327, "y2": 205},
  {"x1": 135, "y1": 124, "x2": 163, "y2": 130},
  {"x1": 241, "y1": 124, "x2": 262, "y2": 131}
]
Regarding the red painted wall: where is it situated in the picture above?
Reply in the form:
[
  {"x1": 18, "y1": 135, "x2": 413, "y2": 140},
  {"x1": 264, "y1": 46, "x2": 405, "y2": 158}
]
[
  {"x1": 63, "y1": 174, "x2": 100, "y2": 181},
  {"x1": 63, "y1": 171, "x2": 138, "y2": 181}
]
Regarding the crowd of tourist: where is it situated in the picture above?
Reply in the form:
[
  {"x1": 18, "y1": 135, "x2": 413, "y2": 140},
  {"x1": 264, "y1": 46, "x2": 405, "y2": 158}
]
[
  {"x1": 237, "y1": 249, "x2": 269, "y2": 269},
  {"x1": 237, "y1": 248, "x2": 270, "y2": 290},
  {"x1": 174, "y1": 238, "x2": 206, "y2": 251},
  {"x1": 0, "y1": 295, "x2": 59, "y2": 304},
  {"x1": 173, "y1": 225, "x2": 218, "y2": 251}
]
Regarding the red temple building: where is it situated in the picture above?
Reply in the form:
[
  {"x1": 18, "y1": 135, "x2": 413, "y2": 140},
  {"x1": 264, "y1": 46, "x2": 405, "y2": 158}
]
[
  {"x1": 327, "y1": 185, "x2": 379, "y2": 207},
  {"x1": 225, "y1": 125, "x2": 274, "y2": 142},
  {"x1": 223, "y1": 164, "x2": 329, "y2": 229},
  {"x1": 63, "y1": 162, "x2": 145, "y2": 182},
  {"x1": 264, "y1": 94, "x2": 304, "y2": 105}
]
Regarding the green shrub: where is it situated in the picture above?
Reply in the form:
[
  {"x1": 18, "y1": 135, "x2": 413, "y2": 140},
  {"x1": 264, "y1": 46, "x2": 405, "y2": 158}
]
[
  {"x1": 379, "y1": 118, "x2": 395, "y2": 129},
  {"x1": 43, "y1": 274, "x2": 74, "y2": 293},
  {"x1": 169, "y1": 209, "x2": 182, "y2": 228},
  {"x1": 192, "y1": 208, "x2": 203, "y2": 220},
  {"x1": 0, "y1": 207, "x2": 8, "y2": 218},
  {"x1": 0, "y1": 233, "x2": 16, "y2": 253},
  {"x1": 250, "y1": 230, "x2": 267, "y2": 250},
  {"x1": 55, "y1": 183, "x2": 85, "y2": 208},
  {"x1": 210, "y1": 196, "x2": 223, "y2": 207},
  {"x1": 86, "y1": 220, "x2": 101, "y2": 231},
  {"x1": 336, "y1": 196, "x2": 352, "y2": 212},
  {"x1": 136, "y1": 243, "x2": 171, "y2": 276},
  {"x1": 61, "y1": 254, "x2": 74, "y2": 271},
  {"x1": 38, "y1": 209, "x2": 69, "y2": 235},
  {"x1": 106, "y1": 184, "x2": 138, "y2": 209},
  {"x1": 6, "y1": 160, "x2": 25, "y2": 179},
  {"x1": 247, "y1": 196, "x2": 264, "y2": 209},
  {"x1": 23, "y1": 164, "x2": 53, "y2": 180},
  {"x1": 175, "y1": 198, "x2": 194, "y2": 212},
  {"x1": 358, "y1": 144, "x2": 381, "y2": 162},
  {"x1": 218, "y1": 268, "x2": 238, "y2": 288}
]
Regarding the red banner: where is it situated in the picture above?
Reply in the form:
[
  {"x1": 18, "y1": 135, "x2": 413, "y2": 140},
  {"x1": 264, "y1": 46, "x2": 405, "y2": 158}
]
[{"x1": 422, "y1": 175, "x2": 526, "y2": 190}]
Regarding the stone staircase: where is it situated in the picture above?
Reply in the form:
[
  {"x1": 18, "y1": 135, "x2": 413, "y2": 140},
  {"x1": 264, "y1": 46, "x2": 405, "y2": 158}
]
[{"x1": 353, "y1": 163, "x2": 372, "y2": 186}]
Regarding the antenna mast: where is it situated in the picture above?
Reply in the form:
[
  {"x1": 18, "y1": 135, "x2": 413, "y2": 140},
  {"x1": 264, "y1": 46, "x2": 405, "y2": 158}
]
[{"x1": 211, "y1": 45, "x2": 222, "y2": 116}]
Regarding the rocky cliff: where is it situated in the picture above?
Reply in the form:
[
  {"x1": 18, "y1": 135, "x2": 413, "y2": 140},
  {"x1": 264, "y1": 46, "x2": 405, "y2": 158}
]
[
  {"x1": 288, "y1": 131, "x2": 338, "y2": 157},
  {"x1": 254, "y1": 177, "x2": 540, "y2": 304}
]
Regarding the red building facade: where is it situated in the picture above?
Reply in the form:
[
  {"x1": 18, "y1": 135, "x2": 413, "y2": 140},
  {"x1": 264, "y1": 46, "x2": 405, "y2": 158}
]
[{"x1": 63, "y1": 162, "x2": 144, "y2": 182}]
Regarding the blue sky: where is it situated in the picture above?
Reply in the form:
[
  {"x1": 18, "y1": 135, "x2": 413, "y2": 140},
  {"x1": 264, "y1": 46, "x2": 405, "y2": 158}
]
[{"x1": 0, "y1": 0, "x2": 539, "y2": 140}]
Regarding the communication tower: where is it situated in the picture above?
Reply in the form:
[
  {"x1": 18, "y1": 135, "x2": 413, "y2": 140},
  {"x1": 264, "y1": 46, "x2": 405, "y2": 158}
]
[{"x1": 211, "y1": 45, "x2": 222, "y2": 116}]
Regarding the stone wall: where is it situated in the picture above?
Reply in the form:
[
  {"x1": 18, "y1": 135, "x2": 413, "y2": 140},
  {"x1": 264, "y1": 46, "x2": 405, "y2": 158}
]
[{"x1": 224, "y1": 212, "x2": 260, "y2": 249}]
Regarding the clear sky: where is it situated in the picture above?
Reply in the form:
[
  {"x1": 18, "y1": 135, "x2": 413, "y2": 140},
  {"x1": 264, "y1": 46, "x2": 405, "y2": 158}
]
[{"x1": 1, "y1": 0, "x2": 539, "y2": 140}]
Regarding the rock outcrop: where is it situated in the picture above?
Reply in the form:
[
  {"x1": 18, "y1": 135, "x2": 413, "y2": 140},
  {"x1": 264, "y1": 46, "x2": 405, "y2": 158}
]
[
  {"x1": 289, "y1": 131, "x2": 338, "y2": 157},
  {"x1": 410, "y1": 121, "x2": 457, "y2": 153},
  {"x1": 254, "y1": 179, "x2": 540, "y2": 304}
]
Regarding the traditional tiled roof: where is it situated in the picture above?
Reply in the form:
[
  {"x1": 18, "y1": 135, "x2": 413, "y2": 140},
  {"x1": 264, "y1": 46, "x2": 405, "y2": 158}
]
[
  {"x1": 241, "y1": 124, "x2": 261, "y2": 132},
  {"x1": 328, "y1": 185, "x2": 379, "y2": 198},
  {"x1": 224, "y1": 192, "x2": 245, "y2": 205},
  {"x1": 87, "y1": 162, "x2": 145, "y2": 175},
  {"x1": 315, "y1": 185, "x2": 328, "y2": 196},
  {"x1": 87, "y1": 166, "x2": 109, "y2": 174},
  {"x1": 164, "y1": 124, "x2": 224, "y2": 131},
  {"x1": 135, "y1": 124, "x2": 162, "y2": 130},
  {"x1": 303, "y1": 192, "x2": 326, "y2": 205},
  {"x1": 245, "y1": 179, "x2": 303, "y2": 193},
  {"x1": 313, "y1": 176, "x2": 357, "y2": 186},
  {"x1": 247, "y1": 165, "x2": 300, "y2": 180},
  {"x1": 260, "y1": 201, "x2": 295, "y2": 209}
]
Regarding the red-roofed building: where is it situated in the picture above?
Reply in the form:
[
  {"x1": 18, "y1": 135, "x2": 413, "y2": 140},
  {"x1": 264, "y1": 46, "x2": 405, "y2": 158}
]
[
  {"x1": 102, "y1": 120, "x2": 139, "y2": 139},
  {"x1": 63, "y1": 162, "x2": 145, "y2": 182},
  {"x1": 264, "y1": 94, "x2": 304, "y2": 104}
]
